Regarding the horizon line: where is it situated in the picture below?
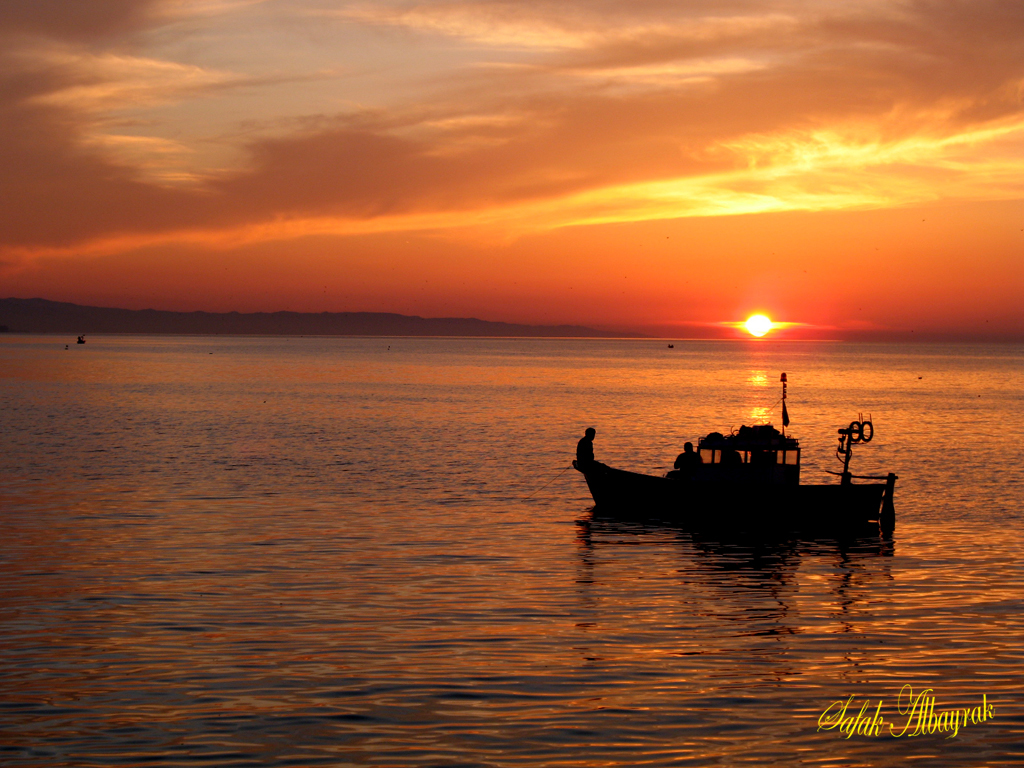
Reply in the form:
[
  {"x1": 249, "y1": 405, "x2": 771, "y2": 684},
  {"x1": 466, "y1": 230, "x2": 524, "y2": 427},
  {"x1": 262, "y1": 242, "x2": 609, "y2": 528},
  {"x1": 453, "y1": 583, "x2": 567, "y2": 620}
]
[{"x1": 2, "y1": 297, "x2": 1021, "y2": 343}]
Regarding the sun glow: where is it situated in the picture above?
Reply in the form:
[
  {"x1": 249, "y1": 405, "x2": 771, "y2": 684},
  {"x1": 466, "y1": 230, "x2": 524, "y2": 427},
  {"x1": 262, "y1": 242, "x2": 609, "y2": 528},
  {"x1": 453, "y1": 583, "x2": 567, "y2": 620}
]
[{"x1": 745, "y1": 314, "x2": 773, "y2": 337}]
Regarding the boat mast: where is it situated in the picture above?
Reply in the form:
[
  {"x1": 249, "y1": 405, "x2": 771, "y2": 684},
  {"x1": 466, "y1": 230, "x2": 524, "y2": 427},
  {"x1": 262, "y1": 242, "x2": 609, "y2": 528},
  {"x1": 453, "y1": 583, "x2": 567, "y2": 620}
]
[{"x1": 780, "y1": 372, "x2": 789, "y2": 436}]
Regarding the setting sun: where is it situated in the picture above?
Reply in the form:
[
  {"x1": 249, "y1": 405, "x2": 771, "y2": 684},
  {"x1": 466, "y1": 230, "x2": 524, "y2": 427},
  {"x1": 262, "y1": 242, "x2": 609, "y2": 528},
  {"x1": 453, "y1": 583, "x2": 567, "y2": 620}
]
[{"x1": 745, "y1": 315, "x2": 774, "y2": 337}]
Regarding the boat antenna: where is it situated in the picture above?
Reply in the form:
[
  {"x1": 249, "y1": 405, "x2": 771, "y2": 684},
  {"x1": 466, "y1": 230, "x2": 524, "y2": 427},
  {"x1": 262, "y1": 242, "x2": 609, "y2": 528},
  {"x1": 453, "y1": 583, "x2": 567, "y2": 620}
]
[{"x1": 780, "y1": 372, "x2": 790, "y2": 435}]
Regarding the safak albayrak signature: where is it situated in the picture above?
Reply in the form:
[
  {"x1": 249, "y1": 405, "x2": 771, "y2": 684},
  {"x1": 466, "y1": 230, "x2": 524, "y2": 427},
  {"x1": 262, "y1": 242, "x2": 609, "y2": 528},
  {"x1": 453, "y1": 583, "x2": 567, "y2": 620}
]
[{"x1": 818, "y1": 685, "x2": 994, "y2": 739}]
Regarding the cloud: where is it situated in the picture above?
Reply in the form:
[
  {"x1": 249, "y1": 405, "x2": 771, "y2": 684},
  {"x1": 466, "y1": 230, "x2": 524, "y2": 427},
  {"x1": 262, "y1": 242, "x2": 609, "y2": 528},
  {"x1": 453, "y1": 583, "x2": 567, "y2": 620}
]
[
  {"x1": 80, "y1": 133, "x2": 202, "y2": 184},
  {"x1": 328, "y1": 1, "x2": 800, "y2": 51},
  {"x1": 9, "y1": 105, "x2": 1024, "y2": 266},
  {"x1": 0, "y1": 0, "x2": 160, "y2": 41},
  {"x1": 1, "y1": 0, "x2": 1023, "y2": 264},
  {"x1": 22, "y1": 48, "x2": 237, "y2": 113},
  {"x1": 0, "y1": 0, "x2": 270, "y2": 43},
  {"x1": 560, "y1": 57, "x2": 767, "y2": 89}
]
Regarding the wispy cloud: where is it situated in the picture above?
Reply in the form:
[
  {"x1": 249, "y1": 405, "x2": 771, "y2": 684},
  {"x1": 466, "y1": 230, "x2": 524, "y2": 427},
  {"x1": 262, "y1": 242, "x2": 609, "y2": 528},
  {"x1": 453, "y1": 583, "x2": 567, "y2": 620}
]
[
  {"x1": 562, "y1": 57, "x2": 768, "y2": 88},
  {"x1": 2, "y1": 0, "x2": 1023, "y2": 315},
  {"x1": 7, "y1": 104, "x2": 1023, "y2": 265},
  {"x1": 328, "y1": 2, "x2": 800, "y2": 51},
  {"x1": 80, "y1": 133, "x2": 203, "y2": 184},
  {"x1": 24, "y1": 48, "x2": 237, "y2": 112}
]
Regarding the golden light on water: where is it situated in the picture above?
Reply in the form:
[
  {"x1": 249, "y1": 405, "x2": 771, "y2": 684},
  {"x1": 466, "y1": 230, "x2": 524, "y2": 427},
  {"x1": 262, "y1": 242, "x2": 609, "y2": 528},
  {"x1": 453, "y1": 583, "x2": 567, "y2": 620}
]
[{"x1": 745, "y1": 315, "x2": 774, "y2": 337}]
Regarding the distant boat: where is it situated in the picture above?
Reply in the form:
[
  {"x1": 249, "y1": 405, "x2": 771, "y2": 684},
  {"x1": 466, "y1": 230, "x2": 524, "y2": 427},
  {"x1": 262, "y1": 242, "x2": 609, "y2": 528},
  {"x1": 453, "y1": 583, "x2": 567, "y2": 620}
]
[
  {"x1": 76, "y1": 335, "x2": 86, "y2": 344},
  {"x1": 667, "y1": 344, "x2": 674, "y2": 348},
  {"x1": 574, "y1": 373, "x2": 897, "y2": 531}
]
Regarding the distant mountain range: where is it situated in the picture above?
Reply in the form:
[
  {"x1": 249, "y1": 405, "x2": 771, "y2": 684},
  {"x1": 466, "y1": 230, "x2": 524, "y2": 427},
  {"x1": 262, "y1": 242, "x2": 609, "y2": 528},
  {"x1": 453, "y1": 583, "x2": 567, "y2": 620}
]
[{"x1": 0, "y1": 298, "x2": 637, "y2": 337}]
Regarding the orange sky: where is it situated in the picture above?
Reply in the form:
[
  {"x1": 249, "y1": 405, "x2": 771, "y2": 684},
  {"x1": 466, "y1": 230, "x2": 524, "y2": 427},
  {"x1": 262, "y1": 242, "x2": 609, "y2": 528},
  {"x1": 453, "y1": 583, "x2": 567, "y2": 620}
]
[{"x1": 1, "y1": 1, "x2": 1022, "y2": 338}]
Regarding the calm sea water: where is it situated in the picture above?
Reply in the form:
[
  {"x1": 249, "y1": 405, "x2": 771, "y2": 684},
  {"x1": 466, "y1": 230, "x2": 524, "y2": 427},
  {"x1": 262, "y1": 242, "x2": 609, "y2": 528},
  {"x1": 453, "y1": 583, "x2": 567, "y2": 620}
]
[{"x1": 1, "y1": 335, "x2": 1022, "y2": 767}]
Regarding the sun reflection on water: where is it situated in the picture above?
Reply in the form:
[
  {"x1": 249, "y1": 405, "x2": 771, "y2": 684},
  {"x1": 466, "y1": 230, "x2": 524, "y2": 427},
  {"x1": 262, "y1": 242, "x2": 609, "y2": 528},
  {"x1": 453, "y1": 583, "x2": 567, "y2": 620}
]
[{"x1": 747, "y1": 406, "x2": 772, "y2": 424}]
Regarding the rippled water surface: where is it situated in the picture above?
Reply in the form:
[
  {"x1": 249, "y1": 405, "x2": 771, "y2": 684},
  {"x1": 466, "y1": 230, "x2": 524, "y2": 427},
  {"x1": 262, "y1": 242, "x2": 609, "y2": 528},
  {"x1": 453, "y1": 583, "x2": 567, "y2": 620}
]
[{"x1": 2, "y1": 336, "x2": 1022, "y2": 767}]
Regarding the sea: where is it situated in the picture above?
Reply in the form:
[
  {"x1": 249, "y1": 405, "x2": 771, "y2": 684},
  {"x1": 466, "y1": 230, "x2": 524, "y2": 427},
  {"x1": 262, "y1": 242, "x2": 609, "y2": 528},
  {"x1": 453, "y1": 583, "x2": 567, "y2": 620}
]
[{"x1": 1, "y1": 335, "x2": 1022, "y2": 767}]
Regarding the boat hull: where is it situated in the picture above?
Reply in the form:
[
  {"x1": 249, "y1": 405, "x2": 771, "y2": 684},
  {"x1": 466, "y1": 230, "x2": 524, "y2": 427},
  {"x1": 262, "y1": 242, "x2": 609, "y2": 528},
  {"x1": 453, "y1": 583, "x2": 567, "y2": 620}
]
[{"x1": 574, "y1": 461, "x2": 895, "y2": 531}]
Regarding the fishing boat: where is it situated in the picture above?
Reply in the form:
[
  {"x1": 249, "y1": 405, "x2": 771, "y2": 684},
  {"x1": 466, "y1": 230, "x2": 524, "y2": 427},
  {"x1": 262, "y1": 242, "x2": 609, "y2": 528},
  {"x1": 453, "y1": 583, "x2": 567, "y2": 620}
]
[{"x1": 573, "y1": 373, "x2": 897, "y2": 531}]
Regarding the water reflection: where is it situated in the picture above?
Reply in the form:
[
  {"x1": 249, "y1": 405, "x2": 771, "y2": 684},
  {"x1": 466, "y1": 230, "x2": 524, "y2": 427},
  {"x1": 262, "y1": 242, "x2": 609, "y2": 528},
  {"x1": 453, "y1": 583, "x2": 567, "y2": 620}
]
[
  {"x1": 3, "y1": 337, "x2": 1022, "y2": 767},
  {"x1": 576, "y1": 511, "x2": 895, "y2": 641}
]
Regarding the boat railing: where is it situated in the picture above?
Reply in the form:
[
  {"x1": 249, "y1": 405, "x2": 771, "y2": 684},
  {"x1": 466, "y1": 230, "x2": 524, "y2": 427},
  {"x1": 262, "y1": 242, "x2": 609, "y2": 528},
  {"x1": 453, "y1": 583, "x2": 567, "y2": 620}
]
[{"x1": 824, "y1": 470, "x2": 897, "y2": 481}]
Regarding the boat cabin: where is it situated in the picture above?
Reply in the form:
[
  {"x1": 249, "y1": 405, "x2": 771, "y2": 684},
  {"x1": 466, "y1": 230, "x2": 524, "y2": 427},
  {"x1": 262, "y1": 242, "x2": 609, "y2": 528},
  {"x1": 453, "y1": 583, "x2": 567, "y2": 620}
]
[{"x1": 696, "y1": 424, "x2": 800, "y2": 485}]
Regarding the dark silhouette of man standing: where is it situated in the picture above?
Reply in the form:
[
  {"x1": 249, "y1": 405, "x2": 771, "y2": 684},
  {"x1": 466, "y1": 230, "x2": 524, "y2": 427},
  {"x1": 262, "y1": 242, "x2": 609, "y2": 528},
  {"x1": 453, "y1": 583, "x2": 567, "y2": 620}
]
[{"x1": 577, "y1": 428, "x2": 596, "y2": 467}]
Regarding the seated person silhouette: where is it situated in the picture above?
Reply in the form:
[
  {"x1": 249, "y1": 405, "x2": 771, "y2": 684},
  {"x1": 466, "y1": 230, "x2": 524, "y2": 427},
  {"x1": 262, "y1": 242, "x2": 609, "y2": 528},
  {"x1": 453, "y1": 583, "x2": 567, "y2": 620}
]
[
  {"x1": 667, "y1": 442, "x2": 702, "y2": 478},
  {"x1": 722, "y1": 448, "x2": 742, "y2": 466},
  {"x1": 576, "y1": 427, "x2": 597, "y2": 469}
]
